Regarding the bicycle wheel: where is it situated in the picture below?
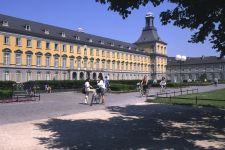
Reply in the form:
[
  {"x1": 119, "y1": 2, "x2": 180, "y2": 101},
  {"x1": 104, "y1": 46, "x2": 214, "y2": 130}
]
[{"x1": 140, "y1": 89, "x2": 143, "y2": 97}]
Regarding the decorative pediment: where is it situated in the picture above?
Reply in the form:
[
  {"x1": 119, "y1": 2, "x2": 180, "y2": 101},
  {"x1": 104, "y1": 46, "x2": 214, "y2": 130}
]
[
  {"x1": 53, "y1": 54, "x2": 60, "y2": 57},
  {"x1": 35, "y1": 52, "x2": 43, "y2": 56},
  {"x1": 2, "y1": 48, "x2": 12, "y2": 53},
  {"x1": 83, "y1": 56, "x2": 88, "y2": 60},
  {"x1": 62, "y1": 54, "x2": 68, "y2": 57},
  {"x1": 76, "y1": 56, "x2": 82, "y2": 59},
  {"x1": 45, "y1": 52, "x2": 51, "y2": 56},
  {"x1": 14, "y1": 49, "x2": 23, "y2": 54},
  {"x1": 25, "y1": 50, "x2": 33, "y2": 54}
]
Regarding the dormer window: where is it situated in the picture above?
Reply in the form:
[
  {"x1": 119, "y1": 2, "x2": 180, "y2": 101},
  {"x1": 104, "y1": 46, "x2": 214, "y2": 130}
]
[
  {"x1": 44, "y1": 29, "x2": 50, "y2": 35},
  {"x1": 25, "y1": 25, "x2": 31, "y2": 31},
  {"x1": 2, "y1": 20, "x2": 8, "y2": 27},
  {"x1": 61, "y1": 32, "x2": 66, "y2": 38},
  {"x1": 99, "y1": 40, "x2": 104, "y2": 45},
  {"x1": 88, "y1": 38, "x2": 92, "y2": 43},
  {"x1": 75, "y1": 36, "x2": 80, "y2": 40}
]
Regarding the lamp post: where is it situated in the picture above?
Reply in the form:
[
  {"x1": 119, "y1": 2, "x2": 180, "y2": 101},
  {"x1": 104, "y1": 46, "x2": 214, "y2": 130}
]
[
  {"x1": 201, "y1": 55, "x2": 207, "y2": 82},
  {"x1": 175, "y1": 54, "x2": 187, "y2": 89}
]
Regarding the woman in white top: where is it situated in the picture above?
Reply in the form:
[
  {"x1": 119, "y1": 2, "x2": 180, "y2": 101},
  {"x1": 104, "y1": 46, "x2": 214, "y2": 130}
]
[
  {"x1": 84, "y1": 78, "x2": 95, "y2": 104},
  {"x1": 97, "y1": 75, "x2": 106, "y2": 104}
]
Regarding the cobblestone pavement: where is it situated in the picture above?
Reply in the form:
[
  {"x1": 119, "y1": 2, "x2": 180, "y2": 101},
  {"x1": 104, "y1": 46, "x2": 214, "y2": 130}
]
[{"x1": 0, "y1": 84, "x2": 225, "y2": 125}]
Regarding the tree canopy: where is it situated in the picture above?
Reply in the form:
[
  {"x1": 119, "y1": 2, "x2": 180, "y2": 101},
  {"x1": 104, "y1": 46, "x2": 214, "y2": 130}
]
[{"x1": 96, "y1": 0, "x2": 225, "y2": 57}]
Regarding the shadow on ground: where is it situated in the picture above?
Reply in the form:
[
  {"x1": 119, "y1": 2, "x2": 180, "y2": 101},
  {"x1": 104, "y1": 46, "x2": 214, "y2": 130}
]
[{"x1": 35, "y1": 104, "x2": 225, "y2": 150}]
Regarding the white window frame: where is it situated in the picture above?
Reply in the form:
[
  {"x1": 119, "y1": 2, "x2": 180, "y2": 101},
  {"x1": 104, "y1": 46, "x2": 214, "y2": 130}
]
[
  {"x1": 27, "y1": 39, "x2": 32, "y2": 48},
  {"x1": 46, "y1": 56, "x2": 50, "y2": 67},
  {"x1": 37, "y1": 40, "x2": 42, "y2": 49},
  {"x1": 36, "y1": 55, "x2": 42, "y2": 67},
  {"x1": 15, "y1": 53, "x2": 22, "y2": 66},
  {"x1": 16, "y1": 37, "x2": 22, "y2": 46},
  {"x1": 62, "y1": 57, "x2": 67, "y2": 68},
  {"x1": 26, "y1": 54, "x2": 32, "y2": 66},
  {"x1": 4, "y1": 35, "x2": 10, "y2": 45},
  {"x1": 54, "y1": 57, "x2": 59, "y2": 68},
  {"x1": 3, "y1": 53, "x2": 10, "y2": 65}
]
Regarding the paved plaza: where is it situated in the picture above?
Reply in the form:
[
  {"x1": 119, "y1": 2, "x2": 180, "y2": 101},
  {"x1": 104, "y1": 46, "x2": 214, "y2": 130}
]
[{"x1": 0, "y1": 85, "x2": 225, "y2": 149}]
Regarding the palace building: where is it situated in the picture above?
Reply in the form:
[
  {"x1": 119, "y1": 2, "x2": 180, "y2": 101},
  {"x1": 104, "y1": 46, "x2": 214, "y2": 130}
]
[
  {"x1": 167, "y1": 56, "x2": 225, "y2": 82},
  {"x1": 0, "y1": 12, "x2": 167, "y2": 82}
]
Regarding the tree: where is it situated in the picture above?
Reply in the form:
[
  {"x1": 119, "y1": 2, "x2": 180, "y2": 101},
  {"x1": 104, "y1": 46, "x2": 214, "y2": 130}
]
[{"x1": 96, "y1": 0, "x2": 225, "y2": 57}]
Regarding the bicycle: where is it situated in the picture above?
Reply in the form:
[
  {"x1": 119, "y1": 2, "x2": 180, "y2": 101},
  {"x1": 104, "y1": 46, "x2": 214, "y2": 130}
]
[
  {"x1": 139, "y1": 85, "x2": 149, "y2": 97},
  {"x1": 90, "y1": 88, "x2": 101, "y2": 106}
]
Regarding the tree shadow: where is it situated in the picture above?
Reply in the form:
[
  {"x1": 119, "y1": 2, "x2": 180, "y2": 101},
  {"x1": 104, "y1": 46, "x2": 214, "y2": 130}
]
[{"x1": 35, "y1": 104, "x2": 225, "y2": 150}]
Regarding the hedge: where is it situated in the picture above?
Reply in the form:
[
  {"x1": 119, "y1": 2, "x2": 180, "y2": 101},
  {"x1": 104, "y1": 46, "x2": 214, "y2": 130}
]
[
  {"x1": 0, "y1": 81, "x2": 16, "y2": 90},
  {"x1": 23, "y1": 80, "x2": 142, "y2": 91},
  {"x1": 110, "y1": 84, "x2": 136, "y2": 91},
  {"x1": 22, "y1": 79, "x2": 217, "y2": 92},
  {"x1": 0, "y1": 90, "x2": 13, "y2": 100}
]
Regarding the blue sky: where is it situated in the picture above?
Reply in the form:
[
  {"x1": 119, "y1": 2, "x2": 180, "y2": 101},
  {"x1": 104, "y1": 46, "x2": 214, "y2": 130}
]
[{"x1": 0, "y1": 0, "x2": 218, "y2": 57}]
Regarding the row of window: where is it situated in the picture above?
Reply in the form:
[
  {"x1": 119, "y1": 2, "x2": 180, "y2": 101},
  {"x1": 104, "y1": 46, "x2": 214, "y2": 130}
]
[
  {"x1": 3, "y1": 52, "x2": 151, "y2": 72},
  {"x1": 2, "y1": 35, "x2": 150, "y2": 61},
  {"x1": 3, "y1": 71, "x2": 67, "y2": 82},
  {"x1": 2, "y1": 70, "x2": 149, "y2": 82},
  {"x1": 156, "y1": 45, "x2": 167, "y2": 54}
]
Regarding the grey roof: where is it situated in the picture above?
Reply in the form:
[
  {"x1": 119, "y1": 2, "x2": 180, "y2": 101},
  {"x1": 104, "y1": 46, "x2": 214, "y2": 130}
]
[
  {"x1": 167, "y1": 56, "x2": 225, "y2": 66},
  {"x1": 135, "y1": 26, "x2": 167, "y2": 45},
  {"x1": 0, "y1": 13, "x2": 148, "y2": 55}
]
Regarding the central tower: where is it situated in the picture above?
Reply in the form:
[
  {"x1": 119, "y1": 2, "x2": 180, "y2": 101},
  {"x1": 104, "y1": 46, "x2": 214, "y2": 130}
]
[{"x1": 134, "y1": 12, "x2": 167, "y2": 80}]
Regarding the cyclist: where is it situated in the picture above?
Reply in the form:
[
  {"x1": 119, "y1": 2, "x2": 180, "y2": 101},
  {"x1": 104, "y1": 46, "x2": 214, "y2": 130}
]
[{"x1": 141, "y1": 75, "x2": 148, "y2": 95}]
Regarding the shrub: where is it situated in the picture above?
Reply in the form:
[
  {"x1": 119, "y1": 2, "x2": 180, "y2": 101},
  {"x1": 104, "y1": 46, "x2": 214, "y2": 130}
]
[
  {"x1": 110, "y1": 84, "x2": 136, "y2": 91},
  {"x1": 0, "y1": 81, "x2": 16, "y2": 90},
  {"x1": 23, "y1": 80, "x2": 142, "y2": 91},
  {"x1": 0, "y1": 90, "x2": 13, "y2": 100}
]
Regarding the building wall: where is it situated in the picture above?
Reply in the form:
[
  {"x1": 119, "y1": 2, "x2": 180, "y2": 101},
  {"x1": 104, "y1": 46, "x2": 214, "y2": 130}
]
[
  {"x1": 0, "y1": 31, "x2": 152, "y2": 82},
  {"x1": 167, "y1": 63, "x2": 225, "y2": 82},
  {"x1": 136, "y1": 42, "x2": 167, "y2": 80}
]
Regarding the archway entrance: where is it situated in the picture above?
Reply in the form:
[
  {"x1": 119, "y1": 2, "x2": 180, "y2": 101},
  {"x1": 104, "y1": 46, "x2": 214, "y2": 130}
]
[
  {"x1": 98, "y1": 73, "x2": 103, "y2": 78},
  {"x1": 72, "y1": 72, "x2": 77, "y2": 80},
  {"x1": 93, "y1": 72, "x2": 97, "y2": 80},
  {"x1": 86, "y1": 71, "x2": 90, "y2": 79},
  {"x1": 80, "y1": 72, "x2": 84, "y2": 80}
]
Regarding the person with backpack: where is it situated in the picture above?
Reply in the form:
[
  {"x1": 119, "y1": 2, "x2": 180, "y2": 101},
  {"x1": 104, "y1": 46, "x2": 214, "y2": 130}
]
[{"x1": 84, "y1": 78, "x2": 95, "y2": 104}]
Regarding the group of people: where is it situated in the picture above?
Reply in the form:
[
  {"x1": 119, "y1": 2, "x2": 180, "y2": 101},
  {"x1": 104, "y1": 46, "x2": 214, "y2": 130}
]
[
  {"x1": 83, "y1": 74, "x2": 110, "y2": 105},
  {"x1": 137, "y1": 75, "x2": 167, "y2": 95}
]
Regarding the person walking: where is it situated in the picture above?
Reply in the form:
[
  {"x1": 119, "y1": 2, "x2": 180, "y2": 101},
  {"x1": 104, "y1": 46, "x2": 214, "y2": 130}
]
[
  {"x1": 214, "y1": 77, "x2": 218, "y2": 87},
  {"x1": 104, "y1": 76, "x2": 110, "y2": 93},
  {"x1": 97, "y1": 75, "x2": 106, "y2": 104},
  {"x1": 84, "y1": 78, "x2": 95, "y2": 104},
  {"x1": 160, "y1": 77, "x2": 167, "y2": 92}
]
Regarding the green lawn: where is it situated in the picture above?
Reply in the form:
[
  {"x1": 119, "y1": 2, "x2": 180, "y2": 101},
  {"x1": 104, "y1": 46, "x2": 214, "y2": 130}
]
[{"x1": 147, "y1": 88, "x2": 225, "y2": 108}]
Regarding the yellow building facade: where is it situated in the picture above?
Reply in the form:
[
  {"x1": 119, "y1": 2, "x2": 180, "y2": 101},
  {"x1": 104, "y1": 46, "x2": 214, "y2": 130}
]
[{"x1": 0, "y1": 12, "x2": 167, "y2": 82}]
